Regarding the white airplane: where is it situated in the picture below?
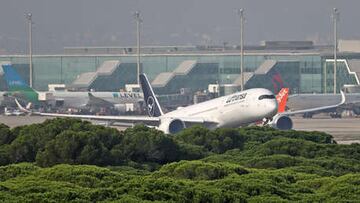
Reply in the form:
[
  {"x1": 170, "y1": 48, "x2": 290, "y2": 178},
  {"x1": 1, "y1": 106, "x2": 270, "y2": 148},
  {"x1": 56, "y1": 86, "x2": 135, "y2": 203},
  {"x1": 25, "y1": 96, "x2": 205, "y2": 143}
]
[
  {"x1": 34, "y1": 74, "x2": 279, "y2": 134},
  {"x1": 267, "y1": 88, "x2": 346, "y2": 130}
]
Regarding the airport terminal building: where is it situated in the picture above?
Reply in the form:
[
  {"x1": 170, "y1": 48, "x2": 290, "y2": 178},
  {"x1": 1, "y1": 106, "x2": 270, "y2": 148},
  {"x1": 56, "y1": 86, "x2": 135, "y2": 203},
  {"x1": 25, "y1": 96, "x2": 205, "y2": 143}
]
[{"x1": 1, "y1": 40, "x2": 360, "y2": 96}]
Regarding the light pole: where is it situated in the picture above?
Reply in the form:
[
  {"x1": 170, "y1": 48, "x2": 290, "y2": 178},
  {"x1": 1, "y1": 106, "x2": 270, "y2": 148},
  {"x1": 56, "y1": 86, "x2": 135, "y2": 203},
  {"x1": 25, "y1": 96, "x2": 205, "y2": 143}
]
[
  {"x1": 333, "y1": 8, "x2": 339, "y2": 94},
  {"x1": 26, "y1": 13, "x2": 33, "y2": 88},
  {"x1": 134, "y1": 11, "x2": 142, "y2": 85},
  {"x1": 237, "y1": 8, "x2": 245, "y2": 91}
]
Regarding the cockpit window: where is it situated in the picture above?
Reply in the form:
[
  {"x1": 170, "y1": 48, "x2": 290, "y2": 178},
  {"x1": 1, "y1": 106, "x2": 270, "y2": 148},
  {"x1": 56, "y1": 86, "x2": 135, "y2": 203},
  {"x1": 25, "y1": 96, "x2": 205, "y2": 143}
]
[{"x1": 258, "y1": 94, "x2": 276, "y2": 100}]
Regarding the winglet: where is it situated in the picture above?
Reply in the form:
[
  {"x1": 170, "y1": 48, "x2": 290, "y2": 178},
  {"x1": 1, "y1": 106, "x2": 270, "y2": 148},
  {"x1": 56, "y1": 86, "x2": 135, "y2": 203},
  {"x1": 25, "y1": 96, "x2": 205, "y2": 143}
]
[
  {"x1": 139, "y1": 74, "x2": 164, "y2": 117},
  {"x1": 14, "y1": 98, "x2": 31, "y2": 113},
  {"x1": 25, "y1": 102, "x2": 32, "y2": 110},
  {"x1": 340, "y1": 90, "x2": 346, "y2": 105},
  {"x1": 276, "y1": 88, "x2": 289, "y2": 113}
]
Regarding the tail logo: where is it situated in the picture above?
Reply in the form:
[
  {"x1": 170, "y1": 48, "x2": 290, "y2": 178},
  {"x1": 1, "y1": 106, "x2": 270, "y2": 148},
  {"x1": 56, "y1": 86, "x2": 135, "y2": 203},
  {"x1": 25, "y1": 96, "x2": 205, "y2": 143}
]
[
  {"x1": 276, "y1": 88, "x2": 289, "y2": 113},
  {"x1": 147, "y1": 96, "x2": 155, "y2": 117},
  {"x1": 9, "y1": 81, "x2": 24, "y2": 86},
  {"x1": 276, "y1": 88, "x2": 288, "y2": 104}
]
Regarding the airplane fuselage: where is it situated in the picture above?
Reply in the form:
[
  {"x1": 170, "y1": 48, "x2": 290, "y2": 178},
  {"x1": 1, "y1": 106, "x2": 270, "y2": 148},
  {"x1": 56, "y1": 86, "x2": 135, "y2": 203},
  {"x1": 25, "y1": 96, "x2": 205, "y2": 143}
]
[
  {"x1": 162, "y1": 88, "x2": 278, "y2": 129},
  {"x1": 50, "y1": 91, "x2": 143, "y2": 108},
  {"x1": 0, "y1": 91, "x2": 143, "y2": 109}
]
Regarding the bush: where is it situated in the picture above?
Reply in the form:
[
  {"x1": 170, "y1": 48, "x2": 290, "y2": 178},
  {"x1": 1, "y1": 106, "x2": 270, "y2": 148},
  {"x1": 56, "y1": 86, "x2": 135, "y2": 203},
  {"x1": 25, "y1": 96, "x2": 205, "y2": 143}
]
[
  {"x1": 116, "y1": 125, "x2": 181, "y2": 164},
  {"x1": 0, "y1": 163, "x2": 39, "y2": 181},
  {"x1": 244, "y1": 154, "x2": 303, "y2": 169},
  {"x1": 156, "y1": 160, "x2": 248, "y2": 180},
  {"x1": 240, "y1": 126, "x2": 334, "y2": 144},
  {"x1": 176, "y1": 126, "x2": 246, "y2": 153}
]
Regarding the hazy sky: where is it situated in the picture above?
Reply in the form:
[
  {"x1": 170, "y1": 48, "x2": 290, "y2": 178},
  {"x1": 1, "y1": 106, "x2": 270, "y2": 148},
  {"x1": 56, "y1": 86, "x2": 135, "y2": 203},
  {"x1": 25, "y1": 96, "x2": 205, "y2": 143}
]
[{"x1": 0, "y1": 0, "x2": 359, "y2": 53}]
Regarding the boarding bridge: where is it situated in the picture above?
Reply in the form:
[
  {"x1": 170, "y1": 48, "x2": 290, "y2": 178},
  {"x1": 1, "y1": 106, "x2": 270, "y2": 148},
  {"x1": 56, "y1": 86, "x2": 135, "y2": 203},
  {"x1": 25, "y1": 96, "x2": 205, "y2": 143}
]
[
  {"x1": 70, "y1": 60, "x2": 138, "y2": 91},
  {"x1": 254, "y1": 60, "x2": 277, "y2": 75},
  {"x1": 233, "y1": 60, "x2": 277, "y2": 86},
  {"x1": 72, "y1": 60, "x2": 120, "y2": 88},
  {"x1": 151, "y1": 60, "x2": 219, "y2": 94},
  {"x1": 233, "y1": 72, "x2": 254, "y2": 86},
  {"x1": 152, "y1": 60, "x2": 197, "y2": 88}
]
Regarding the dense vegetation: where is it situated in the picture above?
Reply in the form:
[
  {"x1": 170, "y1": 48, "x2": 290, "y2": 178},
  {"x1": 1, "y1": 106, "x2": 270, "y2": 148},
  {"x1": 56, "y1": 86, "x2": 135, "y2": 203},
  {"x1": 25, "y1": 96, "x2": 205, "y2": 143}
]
[{"x1": 0, "y1": 118, "x2": 359, "y2": 202}]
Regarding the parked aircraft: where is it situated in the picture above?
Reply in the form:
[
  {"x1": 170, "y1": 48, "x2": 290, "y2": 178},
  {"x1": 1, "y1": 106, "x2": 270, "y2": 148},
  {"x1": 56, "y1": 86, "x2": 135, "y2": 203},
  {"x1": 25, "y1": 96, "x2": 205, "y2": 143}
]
[{"x1": 1, "y1": 63, "x2": 142, "y2": 113}]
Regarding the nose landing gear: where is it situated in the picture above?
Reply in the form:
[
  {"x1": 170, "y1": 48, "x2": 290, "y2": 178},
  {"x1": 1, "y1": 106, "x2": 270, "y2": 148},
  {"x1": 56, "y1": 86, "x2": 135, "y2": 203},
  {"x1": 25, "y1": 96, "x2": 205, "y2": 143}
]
[
  {"x1": 330, "y1": 112, "x2": 342, "y2": 118},
  {"x1": 262, "y1": 117, "x2": 272, "y2": 126}
]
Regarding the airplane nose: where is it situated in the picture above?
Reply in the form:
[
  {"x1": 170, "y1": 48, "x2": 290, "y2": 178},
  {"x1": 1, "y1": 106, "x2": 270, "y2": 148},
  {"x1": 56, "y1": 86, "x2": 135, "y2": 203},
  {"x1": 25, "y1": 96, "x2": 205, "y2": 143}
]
[{"x1": 267, "y1": 100, "x2": 278, "y2": 117}]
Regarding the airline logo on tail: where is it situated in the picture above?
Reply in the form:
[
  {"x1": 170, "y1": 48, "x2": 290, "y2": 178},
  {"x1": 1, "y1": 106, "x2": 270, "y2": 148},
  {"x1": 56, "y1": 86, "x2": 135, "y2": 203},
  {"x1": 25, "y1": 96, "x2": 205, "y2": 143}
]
[
  {"x1": 1, "y1": 63, "x2": 39, "y2": 104},
  {"x1": 139, "y1": 74, "x2": 164, "y2": 117},
  {"x1": 276, "y1": 88, "x2": 289, "y2": 113},
  {"x1": 2, "y1": 64, "x2": 27, "y2": 88}
]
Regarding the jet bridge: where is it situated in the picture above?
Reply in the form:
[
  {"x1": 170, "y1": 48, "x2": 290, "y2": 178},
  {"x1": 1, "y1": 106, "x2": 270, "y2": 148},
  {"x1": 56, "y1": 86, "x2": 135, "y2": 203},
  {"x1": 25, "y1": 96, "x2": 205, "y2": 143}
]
[
  {"x1": 151, "y1": 60, "x2": 219, "y2": 94},
  {"x1": 72, "y1": 60, "x2": 120, "y2": 89},
  {"x1": 70, "y1": 60, "x2": 137, "y2": 91},
  {"x1": 151, "y1": 60, "x2": 197, "y2": 88}
]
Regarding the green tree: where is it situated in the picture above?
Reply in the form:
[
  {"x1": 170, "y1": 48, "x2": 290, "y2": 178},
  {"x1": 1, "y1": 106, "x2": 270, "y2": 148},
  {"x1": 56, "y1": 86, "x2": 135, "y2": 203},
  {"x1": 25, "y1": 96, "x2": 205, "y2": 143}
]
[
  {"x1": 117, "y1": 125, "x2": 180, "y2": 164},
  {"x1": 0, "y1": 124, "x2": 15, "y2": 145}
]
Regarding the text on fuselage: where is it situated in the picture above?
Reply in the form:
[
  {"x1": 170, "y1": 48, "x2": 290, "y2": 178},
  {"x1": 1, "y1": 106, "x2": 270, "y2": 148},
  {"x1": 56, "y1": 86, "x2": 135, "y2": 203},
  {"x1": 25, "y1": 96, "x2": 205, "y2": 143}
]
[{"x1": 225, "y1": 93, "x2": 247, "y2": 104}]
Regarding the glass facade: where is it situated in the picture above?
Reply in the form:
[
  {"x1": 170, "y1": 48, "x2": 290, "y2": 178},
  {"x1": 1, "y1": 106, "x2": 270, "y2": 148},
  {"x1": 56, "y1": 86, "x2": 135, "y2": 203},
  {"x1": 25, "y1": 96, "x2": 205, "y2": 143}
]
[
  {"x1": 323, "y1": 60, "x2": 358, "y2": 93},
  {"x1": 0, "y1": 53, "x2": 358, "y2": 94}
]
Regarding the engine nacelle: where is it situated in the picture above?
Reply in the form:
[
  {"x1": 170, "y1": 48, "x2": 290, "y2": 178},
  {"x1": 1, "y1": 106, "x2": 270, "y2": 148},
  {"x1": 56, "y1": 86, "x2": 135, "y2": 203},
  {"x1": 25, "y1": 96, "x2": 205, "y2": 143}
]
[
  {"x1": 269, "y1": 115, "x2": 293, "y2": 130},
  {"x1": 158, "y1": 118, "x2": 186, "y2": 134},
  {"x1": 353, "y1": 107, "x2": 360, "y2": 115}
]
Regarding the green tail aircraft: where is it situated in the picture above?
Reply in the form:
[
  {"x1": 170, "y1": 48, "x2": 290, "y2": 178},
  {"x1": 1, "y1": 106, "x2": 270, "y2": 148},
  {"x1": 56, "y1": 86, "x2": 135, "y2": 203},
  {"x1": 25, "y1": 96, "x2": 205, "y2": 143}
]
[{"x1": 2, "y1": 63, "x2": 40, "y2": 106}]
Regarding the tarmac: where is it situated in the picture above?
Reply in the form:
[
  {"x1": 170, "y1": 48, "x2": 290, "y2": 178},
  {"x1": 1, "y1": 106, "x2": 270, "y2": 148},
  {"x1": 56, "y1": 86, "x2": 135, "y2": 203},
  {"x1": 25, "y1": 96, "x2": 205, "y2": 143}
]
[
  {"x1": 0, "y1": 115, "x2": 359, "y2": 144},
  {"x1": 292, "y1": 116, "x2": 360, "y2": 144}
]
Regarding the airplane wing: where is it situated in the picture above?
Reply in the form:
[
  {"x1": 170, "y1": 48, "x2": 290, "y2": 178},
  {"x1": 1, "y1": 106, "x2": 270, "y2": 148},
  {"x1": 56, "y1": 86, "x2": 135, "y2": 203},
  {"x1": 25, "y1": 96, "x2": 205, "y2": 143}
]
[
  {"x1": 14, "y1": 97, "x2": 159, "y2": 125},
  {"x1": 35, "y1": 113, "x2": 218, "y2": 128},
  {"x1": 279, "y1": 90, "x2": 346, "y2": 116},
  {"x1": 36, "y1": 112, "x2": 161, "y2": 126}
]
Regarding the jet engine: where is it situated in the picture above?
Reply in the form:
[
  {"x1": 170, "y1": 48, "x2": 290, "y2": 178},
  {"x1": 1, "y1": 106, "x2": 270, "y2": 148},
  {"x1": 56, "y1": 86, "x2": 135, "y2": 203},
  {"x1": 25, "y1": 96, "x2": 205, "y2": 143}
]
[
  {"x1": 268, "y1": 115, "x2": 293, "y2": 130},
  {"x1": 352, "y1": 106, "x2": 360, "y2": 115},
  {"x1": 158, "y1": 118, "x2": 186, "y2": 134}
]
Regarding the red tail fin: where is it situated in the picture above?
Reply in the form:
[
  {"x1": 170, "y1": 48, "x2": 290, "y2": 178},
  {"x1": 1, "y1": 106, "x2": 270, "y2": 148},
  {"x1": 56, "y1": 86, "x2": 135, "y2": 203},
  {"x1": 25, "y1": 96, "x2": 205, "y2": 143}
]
[{"x1": 276, "y1": 88, "x2": 289, "y2": 113}]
